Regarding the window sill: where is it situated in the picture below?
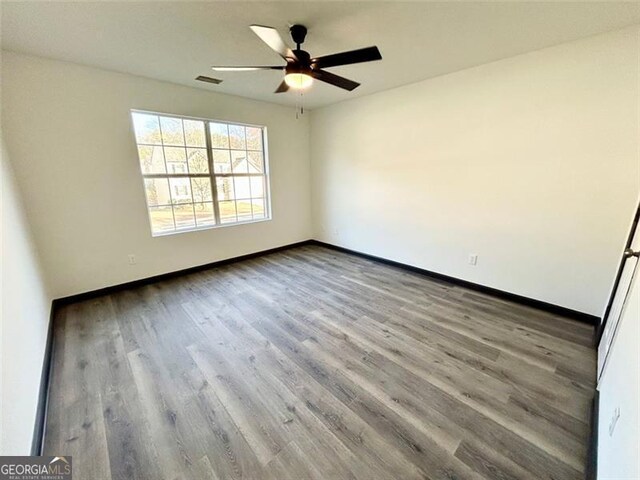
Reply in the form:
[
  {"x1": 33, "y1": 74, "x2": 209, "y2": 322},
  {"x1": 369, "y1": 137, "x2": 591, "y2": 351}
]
[{"x1": 151, "y1": 216, "x2": 272, "y2": 238}]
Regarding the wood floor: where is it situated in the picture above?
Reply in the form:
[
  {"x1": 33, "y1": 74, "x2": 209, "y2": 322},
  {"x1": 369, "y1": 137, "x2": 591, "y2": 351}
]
[{"x1": 44, "y1": 245, "x2": 596, "y2": 480}]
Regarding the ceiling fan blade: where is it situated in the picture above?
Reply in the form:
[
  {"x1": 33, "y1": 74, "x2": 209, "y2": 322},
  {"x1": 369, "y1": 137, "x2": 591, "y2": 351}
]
[
  {"x1": 250, "y1": 25, "x2": 297, "y2": 61},
  {"x1": 308, "y1": 69, "x2": 360, "y2": 91},
  {"x1": 274, "y1": 80, "x2": 290, "y2": 93},
  {"x1": 212, "y1": 66, "x2": 284, "y2": 71},
  {"x1": 311, "y1": 46, "x2": 382, "y2": 69}
]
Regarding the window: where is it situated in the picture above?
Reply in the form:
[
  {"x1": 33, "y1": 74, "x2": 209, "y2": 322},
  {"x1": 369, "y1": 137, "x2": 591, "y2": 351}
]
[{"x1": 131, "y1": 111, "x2": 270, "y2": 236}]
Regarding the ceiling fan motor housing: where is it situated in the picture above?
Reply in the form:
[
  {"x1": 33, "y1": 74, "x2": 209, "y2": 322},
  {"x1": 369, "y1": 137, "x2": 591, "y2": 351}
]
[
  {"x1": 290, "y1": 24, "x2": 308, "y2": 47},
  {"x1": 287, "y1": 49, "x2": 312, "y2": 75}
]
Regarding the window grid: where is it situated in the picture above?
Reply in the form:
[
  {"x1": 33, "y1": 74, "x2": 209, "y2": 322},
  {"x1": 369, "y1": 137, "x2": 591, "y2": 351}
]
[
  {"x1": 156, "y1": 118, "x2": 178, "y2": 230},
  {"x1": 132, "y1": 111, "x2": 270, "y2": 236},
  {"x1": 204, "y1": 118, "x2": 222, "y2": 226}
]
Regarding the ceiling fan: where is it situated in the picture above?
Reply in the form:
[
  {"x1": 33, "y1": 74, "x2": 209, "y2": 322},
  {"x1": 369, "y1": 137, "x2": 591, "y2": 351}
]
[{"x1": 212, "y1": 24, "x2": 382, "y2": 93}]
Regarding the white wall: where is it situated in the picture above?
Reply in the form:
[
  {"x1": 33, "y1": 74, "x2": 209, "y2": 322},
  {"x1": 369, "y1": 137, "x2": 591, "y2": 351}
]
[
  {"x1": 1, "y1": 52, "x2": 311, "y2": 298},
  {"x1": 1, "y1": 136, "x2": 52, "y2": 455},
  {"x1": 310, "y1": 26, "x2": 640, "y2": 317},
  {"x1": 597, "y1": 264, "x2": 639, "y2": 479}
]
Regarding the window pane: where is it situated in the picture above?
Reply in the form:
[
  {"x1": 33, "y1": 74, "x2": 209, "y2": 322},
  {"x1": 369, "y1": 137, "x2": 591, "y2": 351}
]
[
  {"x1": 187, "y1": 148, "x2": 208, "y2": 173},
  {"x1": 184, "y1": 119, "x2": 206, "y2": 147},
  {"x1": 213, "y1": 149, "x2": 231, "y2": 173},
  {"x1": 190, "y1": 177, "x2": 212, "y2": 203},
  {"x1": 230, "y1": 150, "x2": 248, "y2": 174},
  {"x1": 248, "y1": 151, "x2": 264, "y2": 173},
  {"x1": 229, "y1": 125, "x2": 246, "y2": 149},
  {"x1": 149, "y1": 205, "x2": 175, "y2": 233},
  {"x1": 210, "y1": 122, "x2": 229, "y2": 148},
  {"x1": 250, "y1": 176, "x2": 264, "y2": 198},
  {"x1": 160, "y1": 116, "x2": 184, "y2": 146},
  {"x1": 216, "y1": 177, "x2": 235, "y2": 201},
  {"x1": 138, "y1": 145, "x2": 166, "y2": 174},
  {"x1": 169, "y1": 177, "x2": 192, "y2": 204},
  {"x1": 251, "y1": 199, "x2": 265, "y2": 218},
  {"x1": 219, "y1": 201, "x2": 237, "y2": 223},
  {"x1": 234, "y1": 177, "x2": 251, "y2": 199},
  {"x1": 246, "y1": 127, "x2": 262, "y2": 151},
  {"x1": 236, "y1": 199, "x2": 254, "y2": 219},
  {"x1": 173, "y1": 204, "x2": 195, "y2": 229},
  {"x1": 194, "y1": 202, "x2": 215, "y2": 227},
  {"x1": 144, "y1": 178, "x2": 171, "y2": 206},
  {"x1": 132, "y1": 113, "x2": 162, "y2": 145},
  {"x1": 164, "y1": 147, "x2": 188, "y2": 174}
]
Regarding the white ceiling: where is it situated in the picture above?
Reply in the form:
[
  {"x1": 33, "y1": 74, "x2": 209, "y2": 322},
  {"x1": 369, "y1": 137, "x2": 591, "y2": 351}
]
[{"x1": 2, "y1": 1, "x2": 639, "y2": 109}]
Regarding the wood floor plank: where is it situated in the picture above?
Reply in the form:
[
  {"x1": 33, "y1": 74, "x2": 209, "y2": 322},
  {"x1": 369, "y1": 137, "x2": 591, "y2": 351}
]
[
  {"x1": 180, "y1": 365, "x2": 266, "y2": 480},
  {"x1": 44, "y1": 245, "x2": 595, "y2": 480},
  {"x1": 454, "y1": 439, "x2": 538, "y2": 480},
  {"x1": 187, "y1": 343, "x2": 288, "y2": 467}
]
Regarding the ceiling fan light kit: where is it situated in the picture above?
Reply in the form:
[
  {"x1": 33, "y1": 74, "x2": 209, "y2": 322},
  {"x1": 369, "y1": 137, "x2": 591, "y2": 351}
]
[
  {"x1": 211, "y1": 23, "x2": 382, "y2": 94},
  {"x1": 284, "y1": 72, "x2": 313, "y2": 89}
]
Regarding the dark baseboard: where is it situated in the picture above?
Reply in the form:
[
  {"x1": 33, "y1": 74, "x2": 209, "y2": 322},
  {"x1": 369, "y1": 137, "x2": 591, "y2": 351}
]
[
  {"x1": 586, "y1": 391, "x2": 599, "y2": 480},
  {"x1": 309, "y1": 240, "x2": 600, "y2": 326},
  {"x1": 55, "y1": 240, "x2": 315, "y2": 306},
  {"x1": 53, "y1": 238, "x2": 600, "y2": 325},
  {"x1": 31, "y1": 301, "x2": 56, "y2": 456}
]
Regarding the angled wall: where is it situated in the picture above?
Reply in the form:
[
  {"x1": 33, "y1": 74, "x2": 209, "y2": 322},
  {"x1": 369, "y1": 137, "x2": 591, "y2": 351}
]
[{"x1": 1, "y1": 136, "x2": 52, "y2": 455}]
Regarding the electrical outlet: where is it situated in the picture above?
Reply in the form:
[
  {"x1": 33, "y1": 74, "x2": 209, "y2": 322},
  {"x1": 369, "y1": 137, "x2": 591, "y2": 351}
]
[
  {"x1": 468, "y1": 254, "x2": 478, "y2": 266},
  {"x1": 128, "y1": 254, "x2": 137, "y2": 265},
  {"x1": 609, "y1": 407, "x2": 621, "y2": 436}
]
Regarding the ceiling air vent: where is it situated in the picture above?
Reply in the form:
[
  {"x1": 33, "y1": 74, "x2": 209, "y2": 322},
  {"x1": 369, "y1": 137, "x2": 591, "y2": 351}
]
[{"x1": 195, "y1": 75, "x2": 223, "y2": 85}]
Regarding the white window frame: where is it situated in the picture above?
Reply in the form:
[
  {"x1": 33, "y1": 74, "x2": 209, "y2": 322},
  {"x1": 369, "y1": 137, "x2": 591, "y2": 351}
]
[{"x1": 130, "y1": 109, "x2": 272, "y2": 236}]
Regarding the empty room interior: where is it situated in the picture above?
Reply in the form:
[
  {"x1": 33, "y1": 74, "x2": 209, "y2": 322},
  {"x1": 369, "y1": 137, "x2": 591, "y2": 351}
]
[{"x1": 1, "y1": 1, "x2": 640, "y2": 479}]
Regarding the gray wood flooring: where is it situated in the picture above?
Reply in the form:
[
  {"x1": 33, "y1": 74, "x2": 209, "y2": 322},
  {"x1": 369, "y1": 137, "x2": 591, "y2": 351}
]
[{"x1": 44, "y1": 245, "x2": 596, "y2": 480}]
